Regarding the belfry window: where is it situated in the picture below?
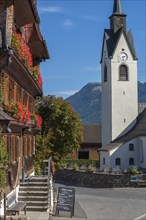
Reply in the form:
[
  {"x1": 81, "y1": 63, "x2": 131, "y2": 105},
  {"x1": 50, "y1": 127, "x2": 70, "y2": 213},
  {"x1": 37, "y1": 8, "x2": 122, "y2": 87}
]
[
  {"x1": 104, "y1": 65, "x2": 107, "y2": 82},
  {"x1": 119, "y1": 65, "x2": 128, "y2": 81}
]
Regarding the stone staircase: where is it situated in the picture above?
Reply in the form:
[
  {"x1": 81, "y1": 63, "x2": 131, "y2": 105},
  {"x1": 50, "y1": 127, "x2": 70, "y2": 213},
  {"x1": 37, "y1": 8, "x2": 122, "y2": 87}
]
[{"x1": 18, "y1": 176, "x2": 49, "y2": 212}]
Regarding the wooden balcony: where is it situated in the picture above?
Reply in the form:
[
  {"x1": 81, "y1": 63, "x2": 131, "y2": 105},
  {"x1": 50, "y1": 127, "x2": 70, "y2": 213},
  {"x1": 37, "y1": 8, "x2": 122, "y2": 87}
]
[{"x1": 4, "y1": 51, "x2": 43, "y2": 97}]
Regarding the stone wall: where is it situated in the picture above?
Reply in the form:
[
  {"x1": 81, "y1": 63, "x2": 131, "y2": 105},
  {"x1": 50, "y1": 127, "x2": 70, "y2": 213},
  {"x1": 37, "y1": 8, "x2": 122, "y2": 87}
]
[{"x1": 54, "y1": 169, "x2": 130, "y2": 188}]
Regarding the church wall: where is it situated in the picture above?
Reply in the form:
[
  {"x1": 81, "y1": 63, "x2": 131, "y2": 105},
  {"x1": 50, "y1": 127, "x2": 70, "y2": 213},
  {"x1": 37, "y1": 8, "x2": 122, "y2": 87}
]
[
  {"x1": 111, "y1": 33, "x2": 138, "y2": 141},
  {"x1": 110, "y1": 139, "x2": 139, "y2": 170},
  {"x1": 139, "y1": 136, "x2": 146, "y2": 169},
  {"x1": 99, "y1": 151, "x2": 110, "y2": 170},
  {"x1": 101, "y1": 42, "x2": 112, "y2": 147}
]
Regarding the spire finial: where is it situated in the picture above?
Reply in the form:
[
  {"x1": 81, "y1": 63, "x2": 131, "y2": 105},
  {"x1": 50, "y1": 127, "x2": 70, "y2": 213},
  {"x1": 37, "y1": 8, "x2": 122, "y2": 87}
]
[{"x1": 113, "y1": 0, "x2": 123, "y2": 15}]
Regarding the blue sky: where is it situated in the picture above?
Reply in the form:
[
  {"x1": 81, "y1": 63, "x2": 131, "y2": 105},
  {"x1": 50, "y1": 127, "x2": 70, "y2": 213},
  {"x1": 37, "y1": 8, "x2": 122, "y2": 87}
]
[{"x1": 37, "y1": 0, "x2": 146, "y2": 99}]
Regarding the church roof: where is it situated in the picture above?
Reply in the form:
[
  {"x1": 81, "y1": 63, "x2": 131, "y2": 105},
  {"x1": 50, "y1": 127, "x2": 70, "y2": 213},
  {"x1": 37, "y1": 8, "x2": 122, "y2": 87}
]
[
  {"x1": 113, "y1": 0, "x2": 123, "y2": 15},
  {"x1": 100, "y1": 27, "x2": 137, "y2": 63},
  {"x1": 105, "y1": 108, "x2": 146, "y2": 151}
]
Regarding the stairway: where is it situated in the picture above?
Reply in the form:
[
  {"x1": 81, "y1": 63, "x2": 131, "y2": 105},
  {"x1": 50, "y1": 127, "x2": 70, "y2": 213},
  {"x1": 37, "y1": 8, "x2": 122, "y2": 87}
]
[{"x1": 18, "y1": 176, "x2": 49, "y2": 212}]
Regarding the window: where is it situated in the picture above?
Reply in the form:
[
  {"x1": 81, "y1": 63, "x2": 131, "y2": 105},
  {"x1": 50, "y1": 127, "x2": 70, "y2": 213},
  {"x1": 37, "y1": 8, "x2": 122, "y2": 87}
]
[
  {"x1": 104, "y1": 65, "x2": 107, "y2": 82},
  {"x1": 115, "y1": 158, "x2": 121, "y2": 166},
  {"x1": 103, "y1": 157, "x2": 105, "y2": 165},
  {"x1": 129, "y1": 143, "x2": 134, "y2": 151},
  {"x1": 129, "y1": 158, "x2": 134, "y2": 165},
  {"x1": 78, "y1": 151, "x2": 89, "y2": 159},
  {"x1": 119, "y1": 65, "x2": 128, "y2": 81}
]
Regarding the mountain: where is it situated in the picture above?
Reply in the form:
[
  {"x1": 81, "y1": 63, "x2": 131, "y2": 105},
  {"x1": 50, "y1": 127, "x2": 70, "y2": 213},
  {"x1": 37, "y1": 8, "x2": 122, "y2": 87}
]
[{"x1": 66, "y1": 82, "x2": 146, "y2": 124}]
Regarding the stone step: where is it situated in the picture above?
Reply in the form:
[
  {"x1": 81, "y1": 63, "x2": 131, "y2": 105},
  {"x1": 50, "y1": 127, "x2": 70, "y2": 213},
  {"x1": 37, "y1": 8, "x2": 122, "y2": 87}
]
[
  {"x1": 20, "y1": 181, "x2": 49, "y2": 187},
  {"x1": 25, "y1": 201, "x2": 48, "y2": 206},
  {"x1": 26, "y1": 205, "x2": 48, "y2": 212},
  {"x1": 18, "y1": 195, "x2": 48, "y2": 202},
  {"x1": 26, "y1": 176, "x2": 48, "y2": 183},
  {"x1": 19, "y1": 186, "x2": 48, "y2": 192},
  {"x1": 19, "y1": 191, "x2": 48, "y2": 197}
]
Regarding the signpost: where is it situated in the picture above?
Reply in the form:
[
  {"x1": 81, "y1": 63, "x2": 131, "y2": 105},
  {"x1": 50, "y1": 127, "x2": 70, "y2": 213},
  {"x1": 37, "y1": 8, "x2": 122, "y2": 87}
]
[{"x1": 56, "y1": 187, "x2": 75, "y2": 218}]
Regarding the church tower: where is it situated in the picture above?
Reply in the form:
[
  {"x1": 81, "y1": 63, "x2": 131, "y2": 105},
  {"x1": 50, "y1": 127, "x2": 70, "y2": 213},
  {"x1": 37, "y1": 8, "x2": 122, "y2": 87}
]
[{"x1": 101, "y1": 0, "x2": 138, "y2": 148}]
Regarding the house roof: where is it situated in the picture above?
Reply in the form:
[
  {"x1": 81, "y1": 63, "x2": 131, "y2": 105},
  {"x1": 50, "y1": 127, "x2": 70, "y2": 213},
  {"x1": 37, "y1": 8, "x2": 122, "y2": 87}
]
[
  {"x1": 82, "y1": 124, "x2": 101, "y2": 144},
  {"x1": 102, "y1": 108, "x2": 146, "y2": 152}
]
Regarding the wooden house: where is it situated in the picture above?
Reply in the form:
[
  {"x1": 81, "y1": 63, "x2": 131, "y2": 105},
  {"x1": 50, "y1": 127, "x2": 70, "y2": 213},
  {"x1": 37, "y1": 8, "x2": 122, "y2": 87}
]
[{"x1": 0, "y1": 0, "x2": 49, "y2": 196}]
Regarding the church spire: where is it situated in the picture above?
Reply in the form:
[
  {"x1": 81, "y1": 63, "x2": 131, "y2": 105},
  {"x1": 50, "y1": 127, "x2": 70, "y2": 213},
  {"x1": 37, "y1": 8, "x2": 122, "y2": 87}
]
[
  {"x1": 113, "y1": 0, "x2": 123, "y2": 15},
  {"x1": 110, "y1": 0, "x2": 127, "y2": 33}
]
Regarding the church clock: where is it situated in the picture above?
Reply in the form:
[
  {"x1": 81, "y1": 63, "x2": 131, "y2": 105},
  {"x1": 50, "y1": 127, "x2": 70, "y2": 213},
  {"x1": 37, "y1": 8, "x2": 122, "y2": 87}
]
[{"x1": 118, "y1": 52, "x2": 128, "y2": 62}]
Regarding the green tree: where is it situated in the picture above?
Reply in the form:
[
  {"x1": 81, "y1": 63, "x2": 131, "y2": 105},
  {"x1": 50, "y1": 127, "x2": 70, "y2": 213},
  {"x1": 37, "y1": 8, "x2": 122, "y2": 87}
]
[{"x1": 35, "y1": 96, "x2": 83, "y2": 160}]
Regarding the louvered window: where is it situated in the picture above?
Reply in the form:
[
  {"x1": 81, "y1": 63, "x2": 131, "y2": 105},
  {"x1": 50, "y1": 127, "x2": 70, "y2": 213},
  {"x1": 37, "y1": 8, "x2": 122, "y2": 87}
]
[{"x1": 119, "y1": 65, "x2": 128, "y2": 81}]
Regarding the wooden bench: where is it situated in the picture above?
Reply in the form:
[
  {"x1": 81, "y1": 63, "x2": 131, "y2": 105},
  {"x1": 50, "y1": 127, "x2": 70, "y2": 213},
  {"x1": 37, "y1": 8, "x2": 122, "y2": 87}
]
[{"x1": 6, "y1": 192, "x2": 26, "y2": 216}]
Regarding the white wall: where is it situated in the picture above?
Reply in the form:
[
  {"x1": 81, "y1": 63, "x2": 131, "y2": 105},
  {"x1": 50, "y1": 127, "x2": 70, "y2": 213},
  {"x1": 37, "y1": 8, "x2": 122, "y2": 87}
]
[
  {"x1": 100, "y1": 151, "x2": 110, "y2": 171},
  {"x1": 102, "y1": 39, "x2": 112, "y2": 148},
  {"x1": 138, "y1": 136, "x2": 146, "y2": 169},
  {"x1": 102, "y1": 33, "x2": 138, "y2": 149},
  {"x1": 110, "y1": 138, "x2": 140, "y2": 170},
  {"x1": 111, "y1": 33, "x2": 138, "y2": 141}
]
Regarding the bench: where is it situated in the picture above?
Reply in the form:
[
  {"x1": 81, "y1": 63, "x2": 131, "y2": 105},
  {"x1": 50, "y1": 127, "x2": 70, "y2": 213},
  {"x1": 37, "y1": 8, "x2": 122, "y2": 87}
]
[{"x1": 6, "y1": 192, "x2": 26, "y2": 216}]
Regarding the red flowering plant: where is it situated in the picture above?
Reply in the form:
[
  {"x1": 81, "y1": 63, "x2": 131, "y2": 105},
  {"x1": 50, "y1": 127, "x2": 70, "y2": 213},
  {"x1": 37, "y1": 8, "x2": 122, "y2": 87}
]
[
  {"x1": 6, "y1": 102, "x2": 31, "y2": 124},
  {"x1": 31, "y1": 113, "x2": 42, "y2": 128},
  {"x1": 35, "y1": 114, "x2": 42, "y2": 127},
  {"x1": 11, "y1": 32, "x2": 33, "y2": 69},
  {"x1": 11, "y1": 32, "x2": 43, "y2": 88},
  {"x1": 32, "y1": 65, "x2": 43, "y2": 88}
]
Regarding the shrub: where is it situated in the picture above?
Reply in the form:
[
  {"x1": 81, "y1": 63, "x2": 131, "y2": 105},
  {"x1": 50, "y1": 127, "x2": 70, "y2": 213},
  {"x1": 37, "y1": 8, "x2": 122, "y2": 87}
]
[
  {"x1": 87, "y1": 166, "x2": 96, "y2": 173},
  {"x1": 34, "y1": 163, "x2": 41, "y2": 175},
  {"x1": 72, "y1": 164, "x2": 78, "y2": 171},
  {"x1": 128, "y1": 168, "x2": 138, "y2": 175}
]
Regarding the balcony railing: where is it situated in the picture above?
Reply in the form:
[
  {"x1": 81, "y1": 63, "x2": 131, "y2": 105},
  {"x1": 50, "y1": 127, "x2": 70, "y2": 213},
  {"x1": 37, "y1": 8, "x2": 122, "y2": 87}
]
[{"x1": 11, "y1": 32, "x2": 43, "y2": 88}]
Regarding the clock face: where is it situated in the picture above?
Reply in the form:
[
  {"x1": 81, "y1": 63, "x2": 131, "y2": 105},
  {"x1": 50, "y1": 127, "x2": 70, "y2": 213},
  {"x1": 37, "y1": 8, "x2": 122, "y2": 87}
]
[{"x1": 119, "y1": 52, "x2": 128, "y2": 61}]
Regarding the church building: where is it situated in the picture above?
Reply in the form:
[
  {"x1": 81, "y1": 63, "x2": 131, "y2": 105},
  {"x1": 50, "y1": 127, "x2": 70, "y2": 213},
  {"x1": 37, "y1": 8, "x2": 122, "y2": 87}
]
[{"x1": 100, "y1": 0, "x2": 146, "y2": 172}]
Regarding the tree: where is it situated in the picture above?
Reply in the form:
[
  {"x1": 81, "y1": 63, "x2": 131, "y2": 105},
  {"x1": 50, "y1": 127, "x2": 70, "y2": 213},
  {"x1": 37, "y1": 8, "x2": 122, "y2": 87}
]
[{"x1": 35, "y1": 96, "x2": 83, "y2": 160}]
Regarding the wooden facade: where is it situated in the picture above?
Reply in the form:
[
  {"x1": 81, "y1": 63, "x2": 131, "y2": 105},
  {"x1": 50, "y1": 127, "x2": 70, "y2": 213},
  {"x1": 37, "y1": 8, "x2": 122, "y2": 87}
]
[
  {"x1": 0, "y1": 0, "x2": 49, "y2": 193},
  {"x1": 72, "y1": 125, "x2": 102, "y2": 160}
]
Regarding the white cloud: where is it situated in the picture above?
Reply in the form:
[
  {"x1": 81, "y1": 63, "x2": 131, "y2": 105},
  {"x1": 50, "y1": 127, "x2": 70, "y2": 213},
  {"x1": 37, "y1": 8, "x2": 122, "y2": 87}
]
[
  {"x1": 56, "y1": 90, "x2": 78, "y2": 96},
  {"x1": 39, "y1": 6, "x2": 63, "y2": 14},
  {"x1": 63, "y1": 19, "x2": 74, "y2": 27}
]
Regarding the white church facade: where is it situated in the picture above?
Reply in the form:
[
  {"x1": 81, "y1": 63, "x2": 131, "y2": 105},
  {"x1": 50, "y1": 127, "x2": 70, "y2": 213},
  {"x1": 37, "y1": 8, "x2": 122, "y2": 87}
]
[{"x1": 99, "y1": 0, "x2": 146, "y2": 172}]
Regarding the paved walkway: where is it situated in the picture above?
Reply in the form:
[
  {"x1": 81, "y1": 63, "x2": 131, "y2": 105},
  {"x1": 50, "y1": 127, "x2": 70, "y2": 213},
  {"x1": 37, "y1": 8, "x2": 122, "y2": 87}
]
[{"x1": 26, "y1": 211, "x2": 50, "y2": 220}]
